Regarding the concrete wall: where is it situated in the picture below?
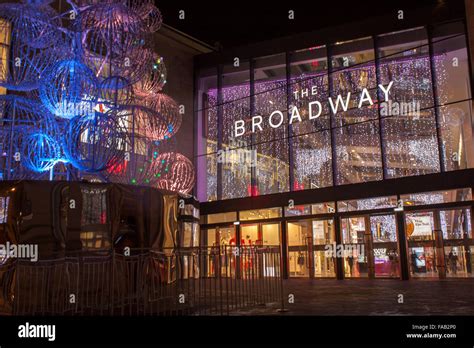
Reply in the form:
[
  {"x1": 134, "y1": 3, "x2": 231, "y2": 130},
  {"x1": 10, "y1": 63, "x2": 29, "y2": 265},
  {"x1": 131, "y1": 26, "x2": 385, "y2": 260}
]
[{"x1": 151, "y1": 25, "x2": 212, "y2": 166}]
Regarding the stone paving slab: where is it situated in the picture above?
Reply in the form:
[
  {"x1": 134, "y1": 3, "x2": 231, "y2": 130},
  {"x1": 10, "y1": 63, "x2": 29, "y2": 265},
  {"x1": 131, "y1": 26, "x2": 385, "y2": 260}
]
[{"x1": 233, "y1": 279, "x2": 474, "y2": 315}]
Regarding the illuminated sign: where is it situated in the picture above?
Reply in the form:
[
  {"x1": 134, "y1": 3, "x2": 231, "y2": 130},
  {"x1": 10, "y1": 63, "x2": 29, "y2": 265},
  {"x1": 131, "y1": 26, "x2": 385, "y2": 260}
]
[
  {"x1": 406, "y1": 215, "x2": 433, "y2": 237},
  {"x1": 234, "y1": 81, "x2": 394, "y2": 137}
]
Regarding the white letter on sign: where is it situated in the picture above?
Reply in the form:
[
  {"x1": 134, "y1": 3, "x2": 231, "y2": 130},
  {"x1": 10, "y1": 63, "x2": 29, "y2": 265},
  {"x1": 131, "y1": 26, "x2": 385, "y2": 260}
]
[
  {"x1": 269, "y1": 110, "x2": 284, "y2": 128},
  {"x1": 309, "y1": 101, "x2": 322, "y2": 120},
  {"x1": 252, "y1": 115, "x2": 263, "y2": 133},
  {"x1": 289, "y1": 106, "x2": 302, "y2": 124},
  {"x1": 235, "y1": 120, "x2": 245, "y2": 137},
  {"x1": 358, "y1": 88, "x2": 374, "y2": 108},
  {"x1": 379, "y1": 81, "x2": 393, "y2": 101},
  {"x1": 329, "y1": 93, "x2": 351, "y2": 114}
]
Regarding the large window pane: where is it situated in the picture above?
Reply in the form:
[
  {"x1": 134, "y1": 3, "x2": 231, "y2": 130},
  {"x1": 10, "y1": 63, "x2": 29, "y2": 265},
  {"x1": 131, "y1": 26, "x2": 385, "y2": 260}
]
[
  {"x1": 432, "y1": 21, "x2": 472, "y2": 106},
  {"x1": 196, "y1": 67, "x2": 218, "y2": 201},
  {"x1": 254, "y1": 54, "x2": 289, "y2": 195},
  {"x1": 438, "y1": 101, "x2": 474, "y2": 171},
  {"x1": 289, "y1": 46, "x2": 333, "y2": 190},
  {"x1": 440, "y1": 209, "x2": 471, "y2": 240},
  {"x1": 334, "y1": 121, "x2": 383, "y2": 184},
  {"x1": 432, "y1": 22, "x2": 474, "y2": 171},
  {"x1": 330, "y1": 37, "x2": 383, "y2": 184},
  {"x1": 221, "y1": 62, "x2": 251, "y2": 199},
  {"x1": 400, "y1": 188, "x2": 472, "y2": 206},
  {"x1": 293, "y1": 131, "x2": 332, "y2": 189},
  {"x1": 377, "y1": 27, "x2": 440, "y2": 178}
]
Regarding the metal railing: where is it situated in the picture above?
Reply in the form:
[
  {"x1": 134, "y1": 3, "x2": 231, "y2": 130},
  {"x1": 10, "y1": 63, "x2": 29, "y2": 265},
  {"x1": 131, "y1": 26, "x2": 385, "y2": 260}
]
[{"x1": 0, "y1": 246, "x2": 283, "y2": 316}]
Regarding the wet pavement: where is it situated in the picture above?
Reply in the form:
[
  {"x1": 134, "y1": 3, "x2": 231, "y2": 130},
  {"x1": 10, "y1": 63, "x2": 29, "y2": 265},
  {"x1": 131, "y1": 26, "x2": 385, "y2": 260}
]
[{"x1": 233, "y1": 278, "x2": 474, "y2": 315}]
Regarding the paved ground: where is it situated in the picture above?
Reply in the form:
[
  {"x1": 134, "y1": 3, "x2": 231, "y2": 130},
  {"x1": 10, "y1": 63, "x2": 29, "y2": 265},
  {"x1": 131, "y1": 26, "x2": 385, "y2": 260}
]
[{"x1": 233, "y1": 278, "x2": 474, "y2": 315}]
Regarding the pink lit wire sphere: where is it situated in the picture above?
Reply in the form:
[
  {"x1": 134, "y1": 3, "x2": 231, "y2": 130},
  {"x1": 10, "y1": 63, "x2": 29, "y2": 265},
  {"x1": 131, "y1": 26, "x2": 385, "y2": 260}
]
[{"x1": 154, "y1": 152, "x2": 195, "y2": 194}]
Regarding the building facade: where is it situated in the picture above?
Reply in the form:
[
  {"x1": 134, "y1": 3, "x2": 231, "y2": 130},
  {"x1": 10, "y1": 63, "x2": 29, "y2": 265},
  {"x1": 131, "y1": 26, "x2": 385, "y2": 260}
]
[{"x1": 194, "y1": 1, "x2": 474, "y2": 279}]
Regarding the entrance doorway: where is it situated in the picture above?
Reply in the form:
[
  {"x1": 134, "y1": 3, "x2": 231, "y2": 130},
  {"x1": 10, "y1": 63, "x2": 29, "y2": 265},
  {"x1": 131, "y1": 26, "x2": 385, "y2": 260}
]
[
  {"x1": 405, "y1": 212, "x2": 438, "y2": 278},
  {"x1": 340, "y1": 214, "x2": 400, "y2": 279},
  {"x1": 240, "y1": 222, "x2": 280, "y2": 247},
  {"x1": 440, "y1": 208, "x2": 473, "y2": 278},
  {"x1": 370, "y1": 214, "x2": 400, "y2": 278},
  {"x1": 202, "y1": 225, "x2": 236, "y2": 277},
  {"x1": 404, "y1": 208, "x2": 474, "y2": 279},
  {"x1": 287, "y1": 219, "x2": 335, "y2": 278},
  {"x1": 240, "y1": 222, "x2": 281, "y2": 277}
]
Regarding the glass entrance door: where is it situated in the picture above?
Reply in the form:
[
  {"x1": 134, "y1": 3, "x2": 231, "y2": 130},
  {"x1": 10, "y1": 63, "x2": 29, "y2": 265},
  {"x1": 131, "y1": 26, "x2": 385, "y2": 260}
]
[
  {"x1": 340, "y1": 216, "x2": 369, "y2": 278},
  {"x1": 370, "y1": 214, "x2": 400, "y2": 278},
  {"x1": 287, "y1": 220, "x2": 312, "y2": 277},
  {"x1": 287, "y1": 219, "x2": 336, "y2": 278},
  {"x1": 203, "y1": 225, "x2": 236, "y2": 277},
  {"x1": 240, "y1": 222, "x2": 281, "y2": 247},
  {"x1": 240, "y1": 222, "x2": 281, "y2": 277},
  {"x1": 341, "y1": 214, "x2": 399, "y2": 279},
  {"x1": 405, "y1": 212, "x2": 438, "y2": 278},
  {"x1": 313, "y1": 219, "x2": 336, "y2": 277},
  {"x1": 440, "y1": 208, "x2": 473, "y2": 278}
]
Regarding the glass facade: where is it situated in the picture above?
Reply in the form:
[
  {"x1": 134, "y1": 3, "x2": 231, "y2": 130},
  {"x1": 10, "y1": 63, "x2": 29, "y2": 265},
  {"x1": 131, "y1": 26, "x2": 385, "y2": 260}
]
[
  {"x1": 199, "y1": 189, "x2": 474, "y2": 279},
  {"x1": 196, "y1": 23, "x2": 473, "y2": 202}
]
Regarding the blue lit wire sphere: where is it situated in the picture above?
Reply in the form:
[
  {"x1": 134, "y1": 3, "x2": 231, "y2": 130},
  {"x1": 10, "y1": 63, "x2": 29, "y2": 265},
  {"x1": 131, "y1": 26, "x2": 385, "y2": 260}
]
[
  {"x1": 0, "y1": 3, "x2": 66, "y2": 91},
  {"x1": 64, "y1": 112, "x2": 127, "y2": 173},
  {"x1": 21, "y1": 133, "x2": 61, "y2": 173},
  {"x1": 0, "y1": 95, "x2": 58, "y2": 179},
  {"x1": 39, "y1": 59, "x2": 99, "y2": 119},
  {"x1": 0, "y1": 2, "x2": 62, "y2": 49}
]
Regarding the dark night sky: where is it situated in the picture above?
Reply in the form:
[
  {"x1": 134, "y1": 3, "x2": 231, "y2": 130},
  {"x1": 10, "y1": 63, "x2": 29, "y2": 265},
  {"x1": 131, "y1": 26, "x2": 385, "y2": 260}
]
[{"x1": 157, "y1": 0, "x2": 455, "y2": 49}]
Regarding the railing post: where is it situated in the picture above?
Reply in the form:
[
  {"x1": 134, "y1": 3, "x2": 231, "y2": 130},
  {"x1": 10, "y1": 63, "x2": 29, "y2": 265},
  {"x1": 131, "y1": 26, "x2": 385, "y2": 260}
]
[{"x1": 111, "y1": 249, "x2": 115, "y2": 315}]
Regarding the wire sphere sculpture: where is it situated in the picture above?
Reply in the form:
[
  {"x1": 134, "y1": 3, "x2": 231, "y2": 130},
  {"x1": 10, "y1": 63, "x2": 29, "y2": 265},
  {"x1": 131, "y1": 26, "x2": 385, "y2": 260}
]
[
  {"x1": 99, "y1": 76, "x2": 134, "y2": 109},
  {"x1": 21, "y1": 133, "x2": 61, "y2": 173},
  {"x1": 154, "y1": 152, "x2": 195, "y2": 194},
  {"x1": 134, "y1": 54, "x2": 167, "y2": 97},
  {"x1": 78, "y1": 3, "x2": 153, "y2": 86},
  {"x1": 0, "y1": 0, "x2": 196, "y2": 193},
  {"x1": 0, "y1": 95, "x2": 57, "y2": 134},
  {"x1": 134, "y1": 93, "x2": 181, "y2": 141},
  {"x1": 0, "y1": 3, "x2": 62, "y2": 49},
  {"x1": 0, "y1": 5, "x2": 65, "y2": 92},
  {"x1": 64, "y1": 112, "x2": 127, "y2": 173},
  {"x1": 137, "y1": 3, "x2": 163, "y2": 33},
  {"x1": 39, "y1": 59, "x2": 99, "y2": 119},
  {"x1": 104, "y1": 135, "x2": 177, "y2": 186},
  {"x1": 0, "y1": 95, "x2": 58, "y2": 179},
  {"x1": 0, "y1": 129, "x2": 24, "y2": 180}
]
